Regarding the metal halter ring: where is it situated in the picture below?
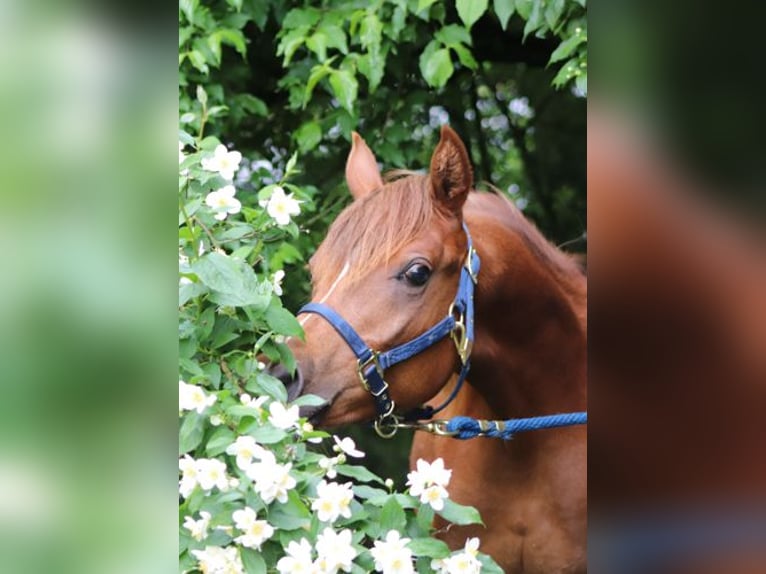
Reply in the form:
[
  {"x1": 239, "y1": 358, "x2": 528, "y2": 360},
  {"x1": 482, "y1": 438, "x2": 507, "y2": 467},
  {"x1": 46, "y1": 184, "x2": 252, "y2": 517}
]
[{"x1": 373, "y1": 414, "x2": 400, "y2": 439}]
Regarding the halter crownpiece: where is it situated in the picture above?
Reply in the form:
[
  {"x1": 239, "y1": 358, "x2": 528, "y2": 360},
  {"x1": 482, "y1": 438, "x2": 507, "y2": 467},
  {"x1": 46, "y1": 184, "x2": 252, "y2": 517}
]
[{"x1": 298, "y1": 223, "x2": 480, "y2": 437}]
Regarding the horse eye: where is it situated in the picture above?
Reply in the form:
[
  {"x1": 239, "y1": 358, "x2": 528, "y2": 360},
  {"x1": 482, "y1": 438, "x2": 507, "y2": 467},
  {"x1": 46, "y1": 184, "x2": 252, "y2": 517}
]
[{"x1": 403, "y1": 263, "x2": 431, "y2": 287}]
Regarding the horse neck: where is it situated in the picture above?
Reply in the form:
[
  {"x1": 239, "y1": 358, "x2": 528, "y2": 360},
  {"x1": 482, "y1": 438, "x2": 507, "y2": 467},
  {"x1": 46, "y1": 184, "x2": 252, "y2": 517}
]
[{"x1": 466, "y1": 206, "x2": 587, "y2": 418}]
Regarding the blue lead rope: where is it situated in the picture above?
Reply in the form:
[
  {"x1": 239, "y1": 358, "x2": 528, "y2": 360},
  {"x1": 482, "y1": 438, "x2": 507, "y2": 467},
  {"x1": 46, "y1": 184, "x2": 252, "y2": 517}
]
[{"x1": 444, "y1": 411, "x2": 587, "y2": 440}]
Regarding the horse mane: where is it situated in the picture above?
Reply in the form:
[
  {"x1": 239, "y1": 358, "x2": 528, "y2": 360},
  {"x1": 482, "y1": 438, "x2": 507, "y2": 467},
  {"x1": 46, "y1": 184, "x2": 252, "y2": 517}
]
[{"x1": 310, "y1": 172, "x2": 435, "y2": 284}]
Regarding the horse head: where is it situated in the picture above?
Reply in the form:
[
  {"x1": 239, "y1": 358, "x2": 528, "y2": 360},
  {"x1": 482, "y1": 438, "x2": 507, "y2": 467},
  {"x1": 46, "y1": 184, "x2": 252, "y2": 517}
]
[{"x1": 280, "y1": 126, "x2": 475, "y2": 427}]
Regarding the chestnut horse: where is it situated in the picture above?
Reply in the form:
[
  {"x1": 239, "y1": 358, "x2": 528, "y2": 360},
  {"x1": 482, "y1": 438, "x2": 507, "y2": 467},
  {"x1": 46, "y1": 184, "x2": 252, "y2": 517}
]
[{"x1": 286, "y1": 126, "x2": 587, "y2": 574}]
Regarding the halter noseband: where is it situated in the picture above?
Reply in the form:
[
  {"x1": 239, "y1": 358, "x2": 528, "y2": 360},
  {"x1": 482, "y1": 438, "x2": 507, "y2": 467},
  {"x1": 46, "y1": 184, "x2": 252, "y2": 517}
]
[{"x1": 298, "y1": 224, "x2": 480, "y2": 437}]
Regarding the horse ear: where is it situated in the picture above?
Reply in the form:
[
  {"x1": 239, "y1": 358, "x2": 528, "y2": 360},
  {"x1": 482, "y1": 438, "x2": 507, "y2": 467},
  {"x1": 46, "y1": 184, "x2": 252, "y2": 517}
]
[
  {"x1": 345, "y1": 132, "x2": 383, "y2": 200},
  {"x1": 429, "y1": 125, "x2": 473, "y2": 215}
]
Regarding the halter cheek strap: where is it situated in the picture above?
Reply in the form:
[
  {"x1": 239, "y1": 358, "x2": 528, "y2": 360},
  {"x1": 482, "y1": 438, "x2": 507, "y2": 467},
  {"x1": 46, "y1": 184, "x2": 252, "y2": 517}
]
[{"x1": 298, "y1": 224, "x2": 480, "y2": 435}]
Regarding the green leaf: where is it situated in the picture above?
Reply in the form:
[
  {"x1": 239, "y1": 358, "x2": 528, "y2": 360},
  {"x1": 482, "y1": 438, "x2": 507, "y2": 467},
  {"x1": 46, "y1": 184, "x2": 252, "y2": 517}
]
[
  {"x1": 206, "y1": 427, "x2": 235, "y2": 456},
  {"x1": 452, "y1": 44, "x2": 478, "y2": 70},
  {"x1": 264, "y1": 305, "x2": 304, "y2": 338},
  {"x1": 249, "y1": 425, "x2": 287, "y2": 444},
  {"x1": 283, "y1": 8, "x2": 321, "y2": 29},
  {"x1": 211, "y1": 29, "x2": 247, "y2": 58},
  {"x1": 277, "y1": 26, "x2": 310, "y2": 65},
  {"x1": 435, "y1": 25, "x2": 472, "y2": 47},
  {"x1": 417, "y1": 0, "x2": 439, "y2": 12},
  {"x1": 179, "y1": 411, "x2": 205, "y2": 454},
  {"x1": 407, "y1": 538, "x2": 451, "y2": 558},
  {"x1": 236, "y1": 94, "x2": 268, "y2": 117},
  {"x1": 241, "y1": 548, "x2": 266, "y2": 574},
  {"x1": 226, "y1": 0, "x2": 243, "y2": 11},
  {"x1": 306, "y1": 31, "x2": 329, "y2": 61},
  {"x1": 329, "y1": 70, "x2": 358, "y2": 113},
  {"x1": 478, "y1": 553, "x2": 505, "y2": 574},
  {"x1": 436, "y1": 499, "x2": 483, "y2": 526},
  {"x1": 416, "y1": 502, "x2": 434, "y2": 531},
  {"x1": 515, "y1": 0, "x2": 532, "y2": 19},
  {"x1": 336, "y1": 464, "x2": 384, "y2": 484},
  {"x1": 419, "y1": 42, "x2": 454, "y2": 88},
  {"x1": 291, "y1": 394, "x2": 327, "y2": 407},
  {"x1": 549, "y1": 32, "x2": 586, "y2": 64},
  {"x1": 192, "y1": 252, "x2": 271, "y2": 309},
  {"x1": 179, "y1": 281, "x2": 206, "y2": 306},
  {"x1": 188, "y1": 50, "x2": 209, "y2": 74},
  {"x1": 269, "y1": 491, "x2": 312, "y2": 530},
  {"x1": 493, "y1": 0, "x2": 515, "y2": 29},
  {"x1": 360, "y1": 13, "x2": 383, "y2": 51},
  {"x1": 304, "y1": 65, "x2": 330, "y2": 107},
  {"x1": 379, "y1": 497, "x2": 407, "y2": 532},
  {"x1": 285, "y1": 152, "x2": 299, "y2": 176},
  {"x1": 295, "y1": 121, "x2": 322, "y2": 153},
  {"x1": 254, "y1": 372, "x2": 288, "y2": 403},
  {"x1": 456, "y1": 0, "x2": 488, "y2": 29},
  {"x1": 552, "y1": 57, "x2": 580, "y2": 88},
  {"x1": 179, "y1": 0, "x2": 198, "y2": 24},
  {"x1": 196, "y1": 306, "x2": 216, "y2": 340},
  {"x1": 523, "y1": 0, "x2": 544, "y2": 40},
  {"x1": 544, "y1": 0, "x2": 566, "y2": 31},
  {"x1": 321, "y1": 24, "x2": 349, "y2": 54},
  {"x1": 353, "y1": 485, "x2": 388, "y2": 500}
]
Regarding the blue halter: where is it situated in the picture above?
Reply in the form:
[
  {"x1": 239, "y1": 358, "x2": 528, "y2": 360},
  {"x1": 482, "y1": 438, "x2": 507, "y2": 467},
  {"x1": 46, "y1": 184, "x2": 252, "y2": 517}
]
[{"x1": 298, "y1": 224, "x2": 480, "y2": 436}]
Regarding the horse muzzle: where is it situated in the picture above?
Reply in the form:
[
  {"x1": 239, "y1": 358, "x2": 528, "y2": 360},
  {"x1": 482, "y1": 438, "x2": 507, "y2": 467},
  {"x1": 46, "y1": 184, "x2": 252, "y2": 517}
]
[{"x1": 266, "y1": 362, "x2": 331, "y2": 423}]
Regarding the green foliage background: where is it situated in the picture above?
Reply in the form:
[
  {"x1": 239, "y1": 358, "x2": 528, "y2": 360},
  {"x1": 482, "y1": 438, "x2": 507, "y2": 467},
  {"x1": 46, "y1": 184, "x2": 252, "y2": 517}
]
[{"x1": 180, "y1": 0, "x2": 586, "y2": 492}]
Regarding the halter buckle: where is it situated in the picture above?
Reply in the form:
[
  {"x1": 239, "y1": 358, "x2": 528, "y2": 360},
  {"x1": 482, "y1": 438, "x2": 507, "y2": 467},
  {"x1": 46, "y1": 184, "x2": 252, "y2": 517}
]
[
  {"x1": 448, "y1": 304, "x2": 472, "y2": 365},
  {"x1": 357, "y1": 351, "x2": 383, "y2": 392}
]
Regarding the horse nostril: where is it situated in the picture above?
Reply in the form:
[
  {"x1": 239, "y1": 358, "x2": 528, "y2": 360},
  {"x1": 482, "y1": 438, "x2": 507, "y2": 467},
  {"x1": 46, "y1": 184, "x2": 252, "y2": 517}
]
[{"x1": 268, "y1": 363, "x2": 305, "y2": 402}]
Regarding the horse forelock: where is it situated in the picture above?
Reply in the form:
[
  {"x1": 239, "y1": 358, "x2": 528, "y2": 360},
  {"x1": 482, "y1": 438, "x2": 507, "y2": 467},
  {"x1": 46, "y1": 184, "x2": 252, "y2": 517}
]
[{"x1": 310, "y1": 173, "x2": 435, "y2": 287}]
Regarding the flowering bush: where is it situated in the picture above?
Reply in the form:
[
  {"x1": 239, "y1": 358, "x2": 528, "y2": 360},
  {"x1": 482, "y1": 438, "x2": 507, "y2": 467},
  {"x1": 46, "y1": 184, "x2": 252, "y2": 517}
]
[{"x1": 178, "y1": 119, "x2": 504, "y2": 573}]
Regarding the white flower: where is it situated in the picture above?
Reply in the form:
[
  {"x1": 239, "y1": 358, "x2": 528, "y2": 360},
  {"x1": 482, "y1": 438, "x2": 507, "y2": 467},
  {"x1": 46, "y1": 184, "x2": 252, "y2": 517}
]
[
  {"x1": 232, "y1": 507, "x2": 274, "y2": 550},
  {"x1": 272, "y1": 269, "x2": 285, "y2": 296},
  {"x1": 196, "y1": 458, "x2": 230, "y2": 492},
  {"x1": 179, "y1": 455, "x2": 198, "y2": 498},
  {"x1": 268, "y1": 402, "x2": 300, "y2": 430},
  {"x1": 179, "y1": 380, "x2": 217, "y2": 414},
  {"x1": 421, "y1": 484, "x2": 448, "y2": 511},
  {"x1": 183, "y1": 511, "x2": 211, "y2": 542},
  {"x1": 315, "y1": 527, "x2": 357, "y2": 573},
  {"x1": 201, "y1": 144, "x2": 242, "y2": 180},
  {"x1": 205, "y1": 185, "x2": 242, "y2": 221},
  {"x1": 370, "y1": 530, "x2": 414, "y2": 574},
  {"x1": 191, "y1": 545, "x2": 244, "y2": 574},
  {"x1": 431, "y1": 539, "x2": 482, "y2": 574},
  {"x1": 311, "y1": 480, "x2": 354, "y2": 524},
  {"x1": 277, "y1": 538, "x2": 314, "y2": 574},
  {"x1": 226, "y1": 436, "x2": 266, "y2": 471},
  {"x1": 318, "y1": 456, "x2": 339, "y2": 479},
  {"x1": 332, "y1": 435, "x2": 364, "y2": 458},
  {"x1": 262, "y1": 186, "x2": 301, "y2": 226},
  {"x1": 406, "y1": 457, "x2": 451, "y2": 503},
  {"x1": 179, "y1": 141, "x2": 186, "y2": 164},
  {"x1": 246, "y1": 450, "x2": 296, "y2": 504}
]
